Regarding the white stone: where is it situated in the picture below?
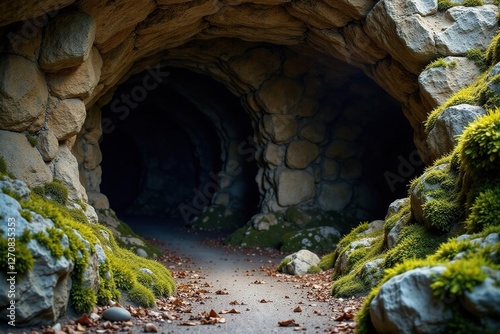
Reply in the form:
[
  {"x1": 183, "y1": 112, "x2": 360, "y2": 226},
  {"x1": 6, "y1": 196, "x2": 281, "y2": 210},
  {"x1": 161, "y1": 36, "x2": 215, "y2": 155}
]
[
  {"x1": 370, "y1": 266, "x2": 452, "y2": 334},
  {"x1": 283, "y1": 249, "x2": 321, "y2": 275}
]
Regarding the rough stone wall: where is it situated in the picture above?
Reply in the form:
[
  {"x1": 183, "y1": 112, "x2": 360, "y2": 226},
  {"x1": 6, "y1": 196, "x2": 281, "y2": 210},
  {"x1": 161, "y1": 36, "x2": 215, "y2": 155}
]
[{"x1": 0, "y1": 0, "x2": 498, "y2": 223}]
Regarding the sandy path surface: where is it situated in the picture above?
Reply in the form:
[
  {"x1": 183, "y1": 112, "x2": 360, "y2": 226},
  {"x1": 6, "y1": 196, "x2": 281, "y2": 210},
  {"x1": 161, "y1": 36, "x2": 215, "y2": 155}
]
[
  {"x1": 128, "y1": 217, "x2": 360, "y2": 334},
  {"x1": 1, "y1": 217, "x2": 362, "y2": 333}
]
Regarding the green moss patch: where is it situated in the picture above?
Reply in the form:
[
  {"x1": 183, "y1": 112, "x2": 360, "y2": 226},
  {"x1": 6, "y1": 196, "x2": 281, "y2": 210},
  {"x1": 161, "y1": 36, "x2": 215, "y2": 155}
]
[
  {"x1": 281, "y1": 226, "x2": 341, "y2": 253},
  {"x1": 190, "y1": 205, "x2": 244, "y2": 231},
  {"x1": 1, "y1": 180, "x2": 175, "y2": 313},
  {"x1": 225, "y1": 222, "x2": 298, "y2": 248}
]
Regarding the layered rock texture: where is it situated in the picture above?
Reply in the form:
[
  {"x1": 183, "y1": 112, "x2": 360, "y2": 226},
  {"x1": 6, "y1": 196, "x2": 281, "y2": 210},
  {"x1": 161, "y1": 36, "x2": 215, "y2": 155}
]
[
  {"x1": 1, "y1": 0, "x2": 497, "y2": 225},
  {"x1": 0, "y1": 0, "x2": 499, "y2": 330}
]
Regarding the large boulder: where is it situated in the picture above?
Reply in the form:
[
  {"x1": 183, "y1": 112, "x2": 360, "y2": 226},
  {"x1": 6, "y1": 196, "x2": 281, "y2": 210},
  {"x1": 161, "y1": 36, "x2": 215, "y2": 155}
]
[
  {"x1": 318, "y1": 181, "x2": 353, "y2": 211},
  {"x1": 0, "y1": 183, "x2": 73, "y2": 326},
  {"x1": 418, "y1": 57, "x2": 480, "y2": 108},
  {"x1": 0, "y1": 55, "x2": 48, "y2": 131},
  {"x1": 0, "y1": 130, "x2": 52, "y2": 188},
  {"x1": 39, "y1": 9, "x2": 96, "y2": 72},
  {"x1": 285, "y1": 140, "x2": 319, "y2": 169},
  {"x1": 427, "y1": 104, "x2": 486, "y2": 158},
  {"x1": 370, "y1": 266, "x2": 452, "y2": 334},
  {"x1": 47, "y1": 46, "x2": 103, "y2": 99},
  {"x1": 276, "y1": 168, "x2": 315, "y2": 206},
  {"x1": 46, "y1": 97, "x2": 87, "y2": 141}
]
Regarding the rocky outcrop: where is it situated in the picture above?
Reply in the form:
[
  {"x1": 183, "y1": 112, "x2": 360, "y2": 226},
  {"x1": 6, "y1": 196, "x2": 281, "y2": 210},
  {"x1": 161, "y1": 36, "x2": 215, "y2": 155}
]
[
  {"x1": 370, "y1": 266, "x2": 452, "y2": 334},
  {"x1": 0, "y1": 181, "x2": 74, "y2": 325}
]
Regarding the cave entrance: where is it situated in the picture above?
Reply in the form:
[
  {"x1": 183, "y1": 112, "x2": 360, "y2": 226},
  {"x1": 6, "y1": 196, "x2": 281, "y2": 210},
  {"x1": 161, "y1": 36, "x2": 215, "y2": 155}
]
[
  {"x1": 98, "y1": 51, "x2": 421, "y2": 230},
  {"x1": 100, "y1": 68, "x2": 260, "y2": 226}
]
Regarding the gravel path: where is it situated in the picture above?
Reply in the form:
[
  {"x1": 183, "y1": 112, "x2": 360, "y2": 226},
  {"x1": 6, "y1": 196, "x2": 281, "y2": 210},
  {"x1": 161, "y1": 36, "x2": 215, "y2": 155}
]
[
  {"x1": 127, "y1": 217, "x2": 362, "y2": 334},
  {"x1": 1, "y1": 217, "x2": 363, "y2": 333}
]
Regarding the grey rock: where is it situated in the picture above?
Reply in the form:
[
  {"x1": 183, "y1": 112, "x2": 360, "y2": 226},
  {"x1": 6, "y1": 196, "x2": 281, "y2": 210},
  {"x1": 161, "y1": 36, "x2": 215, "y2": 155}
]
[
  {"x1": 385, "y1": 198, "x2": 409, "y2": 220},
  {"x1": 136, "y1": 248, "x2": 148, "y2": 258},
  {"x1": 360, "y1": 258, "x2": 384, "y2": 287},
  {"x1": 462, "y1": 277, "x2": 500, "y2": 318},
  {"x1": 410, "y1": 163, "x2": 449, "y2": 225},
  {"x1": 318, "y1": 181, "x2": 353, "y2": 211},
  {"x1": 283, "y1": 250, "x2": 320, "y2": 275},
  {"x1": 0, "y1": 176, "x2": 31, "y2": 200},
  {"x1": 435, "y1": 5, "x2": 498, "y2": 55},
  {"x1": 370, "y1": 266, "x2": 452, "y2": 334},
  {"x1": 36, "y1": 129, "x2": 59, "y2": 162},
  {"x1": 387, "y1": 216, "x2": 406, "y2": 249},
  {"x1": 0, "y1": 130, "x2": 52, "y2": 188},
  {"x1": 140, "y1": 268, "x2": 154, "y2": 275},
  {"x1": 283, "y1": 226, "x2": 341, "y2": 251},
  {"x1": 419, "y1": 57, "x2": 480, "y2": 108},
  {"x1": 39, "y1": 10, "x2": 96, "y2": 72},
  {"x1": 0, "y1": 188, "x2": 74, "y2": 325},
  {"x1": 427, "y1": 104, "x2": 486, "y2": 158},
  {"x1": 49, "y1": 144, "x2": 88, "y2": 203},
  {"x1": 359, "y1": 220, "x2": 384, "y2": 236},
  {"x1": 102, "y1": 307, "x2": 132, "y2": 322}
]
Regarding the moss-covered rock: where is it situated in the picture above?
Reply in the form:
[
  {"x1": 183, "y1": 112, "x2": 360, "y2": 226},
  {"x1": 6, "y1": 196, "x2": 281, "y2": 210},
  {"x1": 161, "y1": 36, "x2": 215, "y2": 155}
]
[
  {"x1": 281, "y1": 226, "x2": 341, "y2": 253},
  {"x1": 0, "y1": 174, "x2": 175, "y2": 325},
  {"x1": 190, "y1": 205, "x2": 244, "y2": 231}
]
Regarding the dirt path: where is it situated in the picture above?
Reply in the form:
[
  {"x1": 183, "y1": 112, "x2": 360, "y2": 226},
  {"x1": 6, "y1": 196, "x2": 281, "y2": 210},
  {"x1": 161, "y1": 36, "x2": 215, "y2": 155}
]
[
  {"x1": 1, "y1": 217, "x2": 363, "y2": 333},
  {"x1": 129, "y1": 217, "x2": 362, "y2": 334}
]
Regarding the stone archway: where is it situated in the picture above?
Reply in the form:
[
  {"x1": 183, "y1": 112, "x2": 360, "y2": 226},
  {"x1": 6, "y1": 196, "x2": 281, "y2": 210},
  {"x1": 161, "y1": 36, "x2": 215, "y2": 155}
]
[{"x1": 0, "y1": 0, "x2": 497, "y2": 226}]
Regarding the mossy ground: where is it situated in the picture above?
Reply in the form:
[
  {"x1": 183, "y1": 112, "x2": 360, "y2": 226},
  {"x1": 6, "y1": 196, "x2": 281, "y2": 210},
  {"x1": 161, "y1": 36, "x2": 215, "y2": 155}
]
[
  {"x1": 225, "y1": 207, "x2": 353, "y2": 252},
  {"x1": 0, "y1": 169, "x2": 175, "y2": 314},
  {"x1": 190, "y1": 205, "x2": 244, "y2": 231}
]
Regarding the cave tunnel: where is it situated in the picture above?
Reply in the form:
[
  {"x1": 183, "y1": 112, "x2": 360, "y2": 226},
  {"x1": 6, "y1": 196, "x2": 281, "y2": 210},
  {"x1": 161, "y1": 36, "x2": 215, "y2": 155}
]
[
  {"x1": 100, "y1": 68, "x2": 261, "y2": 225},
  {"x1": 99, "y1": 58, "x2": 421, "y2": 229}
]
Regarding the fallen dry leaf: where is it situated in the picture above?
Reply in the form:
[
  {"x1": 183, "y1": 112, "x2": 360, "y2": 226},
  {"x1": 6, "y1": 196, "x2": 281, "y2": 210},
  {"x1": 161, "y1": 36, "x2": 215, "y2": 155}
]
[
  {"x1": 179, "y1": 321, "x2": 199, "y2": 326},
  {"x1": 335, "y1": 312, "x2": 355, "y2": 321},
  {"x1": 293, "y1": 306, "x2": 302, "y2": 313},
  {"x1": 259, "y1": 299, "x2": 272, "y2": 303},
  {"x1": 220, "y1": 308, "x2": 240, "y2": 314},
  {"x1": 278, "y1": 319, "x2": 300, "y2": 327},
  {"x1": 75, "y1": 314, "x2": 92, "y2": 326},
  {"x1": 215, "y1": 289, "x2": 229, "y2": 295}
]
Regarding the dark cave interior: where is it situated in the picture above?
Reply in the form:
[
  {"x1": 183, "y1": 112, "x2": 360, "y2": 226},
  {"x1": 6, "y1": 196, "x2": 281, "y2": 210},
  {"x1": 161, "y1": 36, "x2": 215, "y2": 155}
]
[{"x1": 100, "y1": 66, "x2": 422, "y2": 227}]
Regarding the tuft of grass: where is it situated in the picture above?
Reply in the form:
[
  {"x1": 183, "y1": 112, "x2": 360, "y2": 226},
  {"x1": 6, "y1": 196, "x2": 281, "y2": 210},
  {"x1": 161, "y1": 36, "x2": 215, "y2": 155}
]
[
  {"x1": 25, "y1": 133, "x2": 38, "y2": 147},
  {"x1": 466, "y1": 49, "x2": 488, "y2": 72},
  {"x1": 424, "y1": 58, "x2": 457, "y2": 71}
]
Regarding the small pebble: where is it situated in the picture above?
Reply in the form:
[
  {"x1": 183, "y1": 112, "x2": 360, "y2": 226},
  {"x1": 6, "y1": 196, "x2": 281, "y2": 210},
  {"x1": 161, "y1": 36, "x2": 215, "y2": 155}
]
[
  {"x1": 144, "y1": 322, "x2": 158, "y2": 333},
  {"x1": 102, "y1": 307, "x2": 132, "y2": 321}
]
